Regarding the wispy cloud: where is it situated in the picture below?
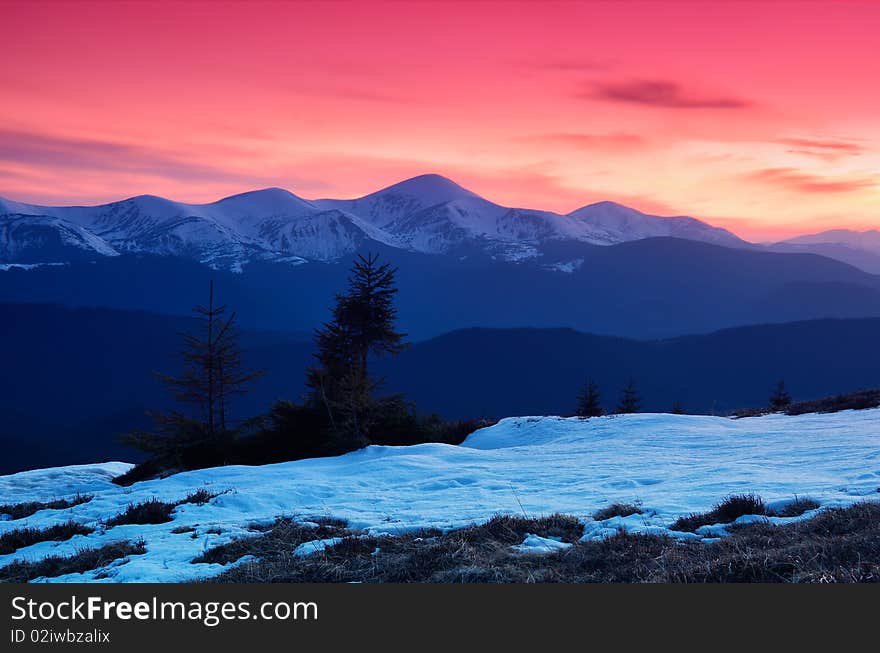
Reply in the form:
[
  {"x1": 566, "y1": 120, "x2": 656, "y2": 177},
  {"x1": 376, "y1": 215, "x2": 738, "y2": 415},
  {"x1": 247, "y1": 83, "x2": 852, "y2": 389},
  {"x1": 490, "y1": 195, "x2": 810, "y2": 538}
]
[
  {"x1": 747, "y1": 167, "x2": 877, "y2": 194},
  {"x1": 585, "y1": 79, "x2": 751, "y2": 109},
  {"x1": 0, "y1": 128, "x2": 247, "y2": 182},
  {"x1": 776, "y1": 137, "x2": 866, "y2": 161},
  {"x1": 0, "y1": 128, "x2": 325, "y2": 189}
]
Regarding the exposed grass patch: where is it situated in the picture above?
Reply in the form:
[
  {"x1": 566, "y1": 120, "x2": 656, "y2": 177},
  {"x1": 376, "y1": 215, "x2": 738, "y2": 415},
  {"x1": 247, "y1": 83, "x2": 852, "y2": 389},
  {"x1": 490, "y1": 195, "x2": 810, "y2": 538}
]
[
  {"x1": 0, "y1": 540, "x2": 146, "y2": 583},
  {"x1": 0, "y1": 494, "x2": 92, "y2": 521},
  {"x1": 185, "y1": 488, "x2": 218, "y2": 506},
  {"x1": 456, "y1": 514, "x2": 583, "y2": 545},
  {"x1": 670, "y1": 493, "x2": 767, "y2": 532},
  {"x1": 593, "y1": 503, "x2": 643, "y2": 521},
  {"x1": 104, "y1": 489, "x2": 221, "y2": 529},
  {"x1": 192, "y1": 517, "x2": 352, "y2": 566},
  {"x1": 209, "y1": 501, "x2": 880, "y2": 583},
  {"x1": 211, "y1": 514, "x2": 582, "y2": 583},
  {"x1": 171, "y1": 525, "x2": 196, "y2": 534},
  {"x1": 105, "y1": 498, "x2": 176, "y2": 528},
  {"x1": 0, "y1": 521, "x2": 94, "y2": 555},
  {"x1": 770, "y1": 497, "x2": 821, "y2": 518}
]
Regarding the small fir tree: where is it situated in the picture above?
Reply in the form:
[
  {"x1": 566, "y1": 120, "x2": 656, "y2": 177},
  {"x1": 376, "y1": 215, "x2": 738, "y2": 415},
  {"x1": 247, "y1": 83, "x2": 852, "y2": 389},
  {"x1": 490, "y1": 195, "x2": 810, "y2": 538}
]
[
  {"x1": 769, "y1": 379, "x2": 792, "y2": 412},
  {"x1": 121, "y1": 281, "x2": 264, "y2": 459},
  {"x1": 616, "y1": 378, "x2": 641, "y2": 414},
  {"x1": 576, "y1": 379, "x2": 604, "y2": 417}
]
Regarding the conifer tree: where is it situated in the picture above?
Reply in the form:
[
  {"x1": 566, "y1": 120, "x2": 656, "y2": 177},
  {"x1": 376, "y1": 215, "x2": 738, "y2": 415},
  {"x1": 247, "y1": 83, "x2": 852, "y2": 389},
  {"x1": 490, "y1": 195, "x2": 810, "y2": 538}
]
[
  {"x1": 121, "y1": 281, "x2": 264, "y2": 458},
  {"x1": 306, "y1": 253, "x2": 407, "y2": 442},
  {"x1": 576, "y1": 379, "x2": 604, "y2": 417},
  {"x1": 769, "y1": 379, "x2": 792, "y2": 412},
  {"x1": 616, "y1": 378, "x2": 641, "y2": 414}
]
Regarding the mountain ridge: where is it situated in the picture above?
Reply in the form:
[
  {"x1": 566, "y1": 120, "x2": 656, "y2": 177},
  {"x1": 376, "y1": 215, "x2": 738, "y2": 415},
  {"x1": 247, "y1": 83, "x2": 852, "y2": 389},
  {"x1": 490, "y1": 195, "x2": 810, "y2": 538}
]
[
  {"x1": 4, "y1": 301, "x2": 880, "y2": 473},
  {"x1": 0, "y1": 174, "x2": 749, "y2": 269}
]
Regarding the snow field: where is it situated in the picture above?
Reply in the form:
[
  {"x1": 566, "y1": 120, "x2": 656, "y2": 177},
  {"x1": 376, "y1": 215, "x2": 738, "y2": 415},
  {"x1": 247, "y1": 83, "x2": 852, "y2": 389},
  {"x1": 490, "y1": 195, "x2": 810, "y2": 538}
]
[{"x1": 1, "y1": 410, "x2": 878, "y2": 582}]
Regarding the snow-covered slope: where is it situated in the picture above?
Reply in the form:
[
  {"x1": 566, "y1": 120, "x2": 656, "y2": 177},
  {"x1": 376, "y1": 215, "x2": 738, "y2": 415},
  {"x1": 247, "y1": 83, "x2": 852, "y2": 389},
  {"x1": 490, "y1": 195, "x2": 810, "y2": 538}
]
[
  {"x1": 1, "y1": 409, "x2": 878, "y2": 582},
  {"x1": 0, "y1": 175, "x2": 750, "y2": 269},
  {"x1": 0, "y1": 214, "x2": 119, "y2": 262},
  {"x1": 0, "y1": 189, "x2": 381, "y2": 269},
  {"x1": 568, "y1": 201, "x2": 745, "y2": 247}
]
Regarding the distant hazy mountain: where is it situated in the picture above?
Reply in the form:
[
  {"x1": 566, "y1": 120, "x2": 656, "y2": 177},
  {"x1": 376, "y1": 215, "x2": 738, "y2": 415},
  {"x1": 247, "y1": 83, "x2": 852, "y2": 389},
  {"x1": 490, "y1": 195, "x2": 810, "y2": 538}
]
[
  {"x1": 783, "y1": 228, "x2": 880, "y2": 251},
  {"x1": 767, "y1": 229, "x2": 880, "y2": 274},
  {"x1": 4, "y1": 303, "x2": 880, "y2": 474},
  {"x1": 0, "y1": 174, "x2": 749, "y2": 270},
  {"x1": 3, "y1": 237, "x2": 880, "y2": 340}
]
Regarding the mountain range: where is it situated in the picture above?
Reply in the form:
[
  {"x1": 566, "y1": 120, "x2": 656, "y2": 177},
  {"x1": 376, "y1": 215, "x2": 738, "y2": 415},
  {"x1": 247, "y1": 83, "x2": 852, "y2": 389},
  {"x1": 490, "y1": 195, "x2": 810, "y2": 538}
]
[
  {"x1": 3, "y1": 173, "x2": 880, "y2": 340},
  {"x1": 2, "y1": 173, "x2": 878, "y2": 272},
  {"x1": 0, "y1": 173, "x2": 760, "y2": 270}
]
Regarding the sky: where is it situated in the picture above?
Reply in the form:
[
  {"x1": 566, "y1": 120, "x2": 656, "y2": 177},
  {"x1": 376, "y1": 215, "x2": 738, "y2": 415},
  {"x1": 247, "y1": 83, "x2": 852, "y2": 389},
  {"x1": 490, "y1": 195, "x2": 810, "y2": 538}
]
[{"x1": 2, "y1": 1, "x2": 879, "y2": 241}]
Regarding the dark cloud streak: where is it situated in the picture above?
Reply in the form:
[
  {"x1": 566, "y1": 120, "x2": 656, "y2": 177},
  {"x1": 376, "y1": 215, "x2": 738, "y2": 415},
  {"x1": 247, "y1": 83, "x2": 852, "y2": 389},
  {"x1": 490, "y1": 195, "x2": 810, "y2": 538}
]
[{"x1": 586, "y1": 79, "x2": 751, "y2": 109}]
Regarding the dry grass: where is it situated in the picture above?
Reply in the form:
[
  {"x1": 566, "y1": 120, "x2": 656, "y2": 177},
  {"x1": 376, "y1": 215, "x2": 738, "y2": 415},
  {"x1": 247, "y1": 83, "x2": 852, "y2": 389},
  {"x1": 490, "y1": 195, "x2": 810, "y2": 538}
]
[
  {"x1": 0, "y1": 540, "x2": 146, "y2": 583},
  {"x1": 192, "y1": 517, "x2": 352, "y2": 566},
  {"x1": 104, "y1": 489, "x2": 222, "y2": 528},
  {"x1": 0, "y1": 494, "x2": 92, "y2": 521},
  {"x1": 771, "y1": 497, "x2": 821, "y2": 518},
  {"x1": 593, "y1": 503, "x2": 643, "y2": 521},
  {"x1": 208, "y1": 502, "x2": 880, "y2": 583},
  {"x1": 670, "y1": 494, "x2": 767, "y2": 532},
  {"x1": 0, "y1": 521, "x2": 94, "y2": 555}
]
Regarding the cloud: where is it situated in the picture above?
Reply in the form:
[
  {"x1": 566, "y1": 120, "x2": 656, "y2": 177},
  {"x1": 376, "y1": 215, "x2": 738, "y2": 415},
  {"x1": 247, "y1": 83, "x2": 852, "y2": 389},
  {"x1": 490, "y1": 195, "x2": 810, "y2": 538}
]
[
  {"x1": 747, "y1": 167, "x2": 877, "y2": 194},
  {"x1": 586, "y1": 79, "x2": 751, "y2": 109},
  {"x1": 0, "y1": 128, "x2": 325, "y2": 189},
  {"x1": 776, "y1": 137, "x2": 866, "y2": 160},
  {"x1": 0, "y1": 128, "x2": 244, "y2": 181},
  {"x1": 524, "y1": 132, "x2": 647, "y2": 151}
]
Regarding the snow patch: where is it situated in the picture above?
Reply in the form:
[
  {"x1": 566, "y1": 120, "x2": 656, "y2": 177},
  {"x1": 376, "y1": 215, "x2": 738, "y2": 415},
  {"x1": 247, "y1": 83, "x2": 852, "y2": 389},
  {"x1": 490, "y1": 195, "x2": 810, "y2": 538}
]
[{"x1": 513, "y1": 533, "x2": 572, "y2": 554}]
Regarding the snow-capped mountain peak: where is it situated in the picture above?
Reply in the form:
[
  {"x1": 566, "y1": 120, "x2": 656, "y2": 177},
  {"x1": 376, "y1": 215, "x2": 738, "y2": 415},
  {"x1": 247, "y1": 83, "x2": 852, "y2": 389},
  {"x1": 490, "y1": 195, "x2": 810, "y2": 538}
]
[
  {"x1": 1, "y1": 175, "x2": 750, "y2": 269},
  {"x1": 568, "y1": 200, "x2": 746, "y2": 247},
  {"x1": 362, "y1": 173, "x2": 482, "y2": 205}
]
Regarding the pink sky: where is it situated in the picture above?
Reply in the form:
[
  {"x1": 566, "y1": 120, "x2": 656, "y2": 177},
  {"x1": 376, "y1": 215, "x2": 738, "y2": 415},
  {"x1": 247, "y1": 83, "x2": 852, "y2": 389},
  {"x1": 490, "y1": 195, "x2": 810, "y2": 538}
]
[{"x1": 2, "y1": 1, "x2": 878, "y2": 240}]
